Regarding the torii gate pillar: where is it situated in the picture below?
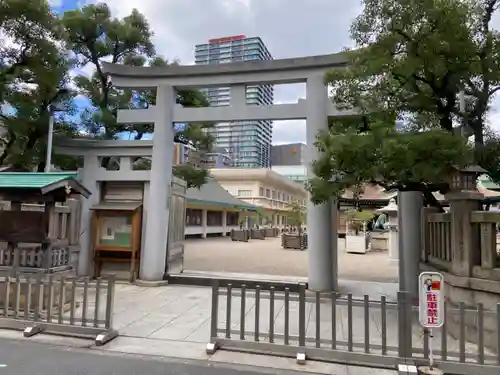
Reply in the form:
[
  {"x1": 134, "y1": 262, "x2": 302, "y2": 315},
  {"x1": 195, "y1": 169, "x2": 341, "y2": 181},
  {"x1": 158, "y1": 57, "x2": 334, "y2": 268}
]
[{"x1": 306, "y1": 73, "x2": 336, "y2": 291}]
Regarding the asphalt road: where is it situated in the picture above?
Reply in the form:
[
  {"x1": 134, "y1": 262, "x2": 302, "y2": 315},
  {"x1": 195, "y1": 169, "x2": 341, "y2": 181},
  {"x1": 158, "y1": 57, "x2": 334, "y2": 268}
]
[{"x1": 0, "y1": 338, "x2": 311, "y2": 375}]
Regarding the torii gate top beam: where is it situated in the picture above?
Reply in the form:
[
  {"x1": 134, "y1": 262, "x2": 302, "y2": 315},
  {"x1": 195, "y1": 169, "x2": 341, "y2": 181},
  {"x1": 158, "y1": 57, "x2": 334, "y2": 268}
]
[{"x1": 102, "y1": 52, "x2": 347, "y2": 88}]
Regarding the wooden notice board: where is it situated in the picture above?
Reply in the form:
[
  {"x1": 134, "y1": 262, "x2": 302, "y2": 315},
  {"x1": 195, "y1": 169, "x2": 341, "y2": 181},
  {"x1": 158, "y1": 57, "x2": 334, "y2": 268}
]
[{"x1": 91, "y1": 202, "x2": 142, "y2": 282}]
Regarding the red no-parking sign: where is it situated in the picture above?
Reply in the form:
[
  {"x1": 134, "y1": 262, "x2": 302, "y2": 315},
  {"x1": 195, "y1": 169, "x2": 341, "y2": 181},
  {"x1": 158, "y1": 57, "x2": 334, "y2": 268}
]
[{"x1": 418, "y1": 272, "x2": 445, "y2": 328}]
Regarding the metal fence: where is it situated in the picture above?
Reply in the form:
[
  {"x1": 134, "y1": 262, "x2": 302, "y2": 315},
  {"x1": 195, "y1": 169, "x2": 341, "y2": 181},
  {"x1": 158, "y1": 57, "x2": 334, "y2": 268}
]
[
  {"x1": 206, "y1": 281, "x2": 500, "y2": 375},
  {"x1": 0, "y1": 273, "x2": 117, "y2": 345}
]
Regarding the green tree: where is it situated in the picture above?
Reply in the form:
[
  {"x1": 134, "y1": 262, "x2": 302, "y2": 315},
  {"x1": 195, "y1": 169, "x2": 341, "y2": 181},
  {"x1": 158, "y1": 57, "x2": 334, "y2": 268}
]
[
  {"x1": 60, "y1": 3, "x2": 213, "y2": 187},
  {"x1": 309, "y1": 121, "x2": 470, "y2": 205},
  {"x1": 0, "y1": 0, "x2": 59, "y2": 102},
  {"x1": 344, "y1": 208, "x2": 373, "y2": 234},
  {"x1": 345, "y1": 208, "x2": 373, "y2": 222},
  {"x1": 309, "y1": 0, "x2": 500, "y2": 203},
  {"x1": 329, "y1": 0, "x2": 500, "y2": 138},
  {"x1": 235, "y1": 207, "x2": 251, "y2": 229},
  {"x1": 253, "y1": 207, "x2": 271, "y2": 226},
  {"x1": 285, "y1": 201, "x2": 306, "y2": 234},
  {"x1": 0, "y1": 0, "x2": 78, "y2": 170},
  {"x1": 476, "y1": 126, "x2": 500, "y2": 184}
]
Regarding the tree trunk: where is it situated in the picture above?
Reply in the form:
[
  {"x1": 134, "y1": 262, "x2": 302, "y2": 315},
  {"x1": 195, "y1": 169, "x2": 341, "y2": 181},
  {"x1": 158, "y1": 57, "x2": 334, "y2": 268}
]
[
  {"x1": 474, "y1": 125, "x2": 484, "y2": 146},
  {"x1": 439, "y1": 116, "x2": 453, "y2": 131}
]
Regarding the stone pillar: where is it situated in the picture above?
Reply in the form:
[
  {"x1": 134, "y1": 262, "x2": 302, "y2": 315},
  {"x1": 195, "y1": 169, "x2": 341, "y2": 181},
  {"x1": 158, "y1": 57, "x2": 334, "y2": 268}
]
[
  {"x1": 119, "y1": 156, "x2": 132, "y2": 171},
  {"x1": 140, "y1": 85, "x2": 175, "y2": 281},
  {"x1": 78, "y1": 155, "x2": 100, "y2": 276},
  {"x1": 446, "y1": 191, "x2": 482, "y2": 276},
  {"x1": 222, "y1": 211, "x2": 227, "y2": 236},
  {"x1": 398, "y1": 190, "x2": 423, "y2": 298},
  {"x1": 140, "y1": 182, "x2": 150, "y2": 257},
  {"x1": 45, "y1": 201, "x2": 56, "y2": 240},
  {"x1": 388, "y1": 222, "x2": 399, "y2": 264},
  {"x1": 330, "y1": 200, "x2": 339, "y2": 291},
  {"x1": 201, "y1": 209, "x2": 208, "y2": 238},
  {"x1": 306, "y1": 73, "x2": 334, "y2": 291}
]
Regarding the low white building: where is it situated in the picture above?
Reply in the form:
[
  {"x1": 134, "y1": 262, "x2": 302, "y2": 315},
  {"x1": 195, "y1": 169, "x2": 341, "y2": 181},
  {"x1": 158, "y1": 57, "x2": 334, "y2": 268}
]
[{"x1": 210, "y1": 168, "x2": 307, "y2": 227}]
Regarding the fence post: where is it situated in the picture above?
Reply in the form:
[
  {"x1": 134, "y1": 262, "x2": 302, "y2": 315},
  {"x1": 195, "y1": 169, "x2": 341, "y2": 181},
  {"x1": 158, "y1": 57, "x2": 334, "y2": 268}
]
[
  {"x1": 296, "y1": 282, "x2": 307, "y2": 364},
  {"x1": 10, "y1": 243, "x2": 18, "y2": 277},
  {"x1": 94, "y1": 274, "x2": 119, "y2": 347},
  {"x1": 210, "y1": 279, "x2": 220, "y2": 341},
  {"x1": 41, "y1": 242, "x2": 52, "y2": 269},
  {"x1": 397, "y1": 291, "x2": 413, "y2": 359},
  {"x1": 104, "y1": 274, "x2": 116, "y2": 329},
  {"x1": 298, "y1": 283, "x2": 306, "y2": 347},
  {"x1": 206, "y1": 279, "x2": 220, "y2": 355}
]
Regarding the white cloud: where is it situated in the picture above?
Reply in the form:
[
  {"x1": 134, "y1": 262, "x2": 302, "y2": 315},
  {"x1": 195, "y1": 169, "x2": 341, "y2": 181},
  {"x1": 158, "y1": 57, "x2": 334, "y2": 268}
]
[
  {"x1": 273, "y1": 120, "x2": 306, "y2": 145},
  {"x1": 67, "y1": 0, "x2": 500, "y2": 143},
  {"x1": 80, "y1": 0, "x2": 361, "y2": 144},
  {"x1": 488, "y1": 95, "x2": 500, "y2": 131},
  {"x1": 48, "y1": 0, "x2": 63, "y2": 7}
]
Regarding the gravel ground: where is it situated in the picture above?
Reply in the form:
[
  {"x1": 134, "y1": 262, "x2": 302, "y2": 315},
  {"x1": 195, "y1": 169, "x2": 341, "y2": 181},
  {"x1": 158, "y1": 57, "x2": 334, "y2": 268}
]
[{"x1": 183, "y1": 237, "x2": 399, "y2": 283}]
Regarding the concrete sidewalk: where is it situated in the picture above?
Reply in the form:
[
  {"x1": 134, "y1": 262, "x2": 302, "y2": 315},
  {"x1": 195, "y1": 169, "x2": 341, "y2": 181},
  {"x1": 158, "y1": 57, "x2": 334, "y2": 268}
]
[
  {"x1": 0, "y1": 279, "x2": 489, "y2": 374},
  {"x1": 110, "y1": 279, "x2": 400, "y2": 343},
  {"x1": 0, "y1": 280, "x2": 398, "y2": 375},
  {"x1": 103, "y1": 280, "x2": 400, "y2": 374}
]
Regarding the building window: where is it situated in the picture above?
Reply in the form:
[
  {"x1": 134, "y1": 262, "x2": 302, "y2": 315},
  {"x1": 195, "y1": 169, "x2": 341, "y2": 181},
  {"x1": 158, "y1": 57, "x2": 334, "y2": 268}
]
[
  {"x1": 259, "y1": 187, "x2": 264, "y2": 196},
  {"x1": 207, "y1": 211, "x2": 222, "y2": 226},
  {"x1": 272, "y1": 190, "x2": 276, "y2": 199},
  {"x1": 266, "y1": 189, "x2": 270, "y2": 198},
  {"x1": 238, "y1": 190, "x2": 252, "y2": 197},
  {"x1": 186, "y1": 209, "x2": 202, "y2": 226},
  {"x1": 227, "y1": 212, "x2": 239, "y2": 226}
]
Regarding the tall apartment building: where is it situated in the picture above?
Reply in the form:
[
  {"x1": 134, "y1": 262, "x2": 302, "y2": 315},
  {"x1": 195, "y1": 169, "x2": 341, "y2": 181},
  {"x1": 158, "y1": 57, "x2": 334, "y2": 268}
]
[
  {"x1": 270, "y1": 143, "x2": 307, "y2": 185},
  {"x1": 194, "y1": 35, "x2": 274, "y2": 168},
  {"x1": 271, "y1": 143, "x2": 306, "y2": 166}
]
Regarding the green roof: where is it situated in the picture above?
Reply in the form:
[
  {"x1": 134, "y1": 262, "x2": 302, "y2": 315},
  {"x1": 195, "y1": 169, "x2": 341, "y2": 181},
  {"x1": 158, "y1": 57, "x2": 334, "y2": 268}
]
[
  {"x1": 187, "y1": 177, "x2": 256, "y2": 211},
  {"x1": 0, "y1": 172, "x2": 90, "y2": 197},
  {"x1": 0, "y1": 172, "x2": 78, "y2": 189}
]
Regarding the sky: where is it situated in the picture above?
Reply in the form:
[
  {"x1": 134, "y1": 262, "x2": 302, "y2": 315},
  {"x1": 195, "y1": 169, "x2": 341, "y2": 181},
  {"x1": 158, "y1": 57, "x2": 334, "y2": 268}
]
[
  {"x1": 48, "y1": 0, "x2": 500, "y2": 144},
  {"x1": 48, "y1": 0, "x2": 361, "y2": 145}
]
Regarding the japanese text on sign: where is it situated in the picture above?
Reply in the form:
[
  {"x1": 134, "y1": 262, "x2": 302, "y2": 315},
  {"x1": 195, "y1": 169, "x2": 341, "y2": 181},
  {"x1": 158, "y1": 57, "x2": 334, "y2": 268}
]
[{"x1": 418, "y1": 272, "x2": 444, "y2": 328}]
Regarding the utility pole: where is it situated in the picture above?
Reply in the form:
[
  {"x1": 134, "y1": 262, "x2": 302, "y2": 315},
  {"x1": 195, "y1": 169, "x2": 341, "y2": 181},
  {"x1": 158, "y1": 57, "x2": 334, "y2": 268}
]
[
  {"x1": 44, "y1": 91, "x2": 68, "y2": 172},
  {"x1": 45, "y1": 107, "x2": 55, "y2": 172}
]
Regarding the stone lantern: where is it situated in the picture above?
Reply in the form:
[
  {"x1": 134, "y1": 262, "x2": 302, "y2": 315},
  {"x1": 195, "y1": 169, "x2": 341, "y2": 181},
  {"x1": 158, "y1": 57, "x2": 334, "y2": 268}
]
[
  {"x1": 448, "y1": 165, "x2": 486, "y2": 192},
  {"x1": 377, "y1": 198, "x2": 399, "y2": 264},
  {"x1": 446, "y1": 165, "x2": 486, "y2": 276}
]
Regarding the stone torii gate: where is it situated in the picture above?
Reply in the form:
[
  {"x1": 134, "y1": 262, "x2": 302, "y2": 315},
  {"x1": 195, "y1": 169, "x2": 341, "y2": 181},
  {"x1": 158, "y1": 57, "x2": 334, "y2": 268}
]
[{"x1": 102, "y1": 53, "x2": 356, "y2": 291}]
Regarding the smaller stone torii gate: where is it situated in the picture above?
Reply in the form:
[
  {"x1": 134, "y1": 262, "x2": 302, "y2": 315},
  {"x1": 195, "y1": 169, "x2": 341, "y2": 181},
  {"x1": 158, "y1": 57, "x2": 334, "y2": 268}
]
[{"x1": 102, "y1": 53, "x2": 357, "y2": 291}]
